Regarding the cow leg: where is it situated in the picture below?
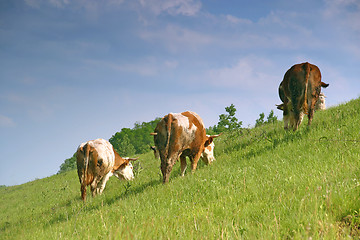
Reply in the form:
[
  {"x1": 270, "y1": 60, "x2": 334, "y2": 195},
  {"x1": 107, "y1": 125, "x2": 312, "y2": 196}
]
[
  {"x1": 90, "y1": 176, "x2": 101, "y2": 197},
  {"x1": 81, "y1": 185, "x2": 87, "y2": 201},
  {"x1": 294, "y1": 111, "x2": 301, "y2": 131},
  {"x1": 90, "y1": 185, "x2": 96, "y2": 197},
  {"x1": 180, "y1": 154, "x2": 187, "y2": 177},
  {"x1": 308, "y1": 95, "x2": 317, "y2": 125},
  {"x1": 161, "y1": 157, "x2": 176, "y2": 183},
  {"x1": 96, "y1": 171, "x2": 112, "y2": 195},
  {"x1": 190, "y1": 151, "x2": 203, "y2": 173},
  {"x1": 308, "y1": 107, "x2": 315, "y2": 125}
]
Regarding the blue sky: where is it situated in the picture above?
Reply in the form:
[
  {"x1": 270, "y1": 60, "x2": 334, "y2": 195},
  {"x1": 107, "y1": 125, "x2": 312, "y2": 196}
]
[{"x1": 1, "y1": 0, "x2": 359, "y2": 186}]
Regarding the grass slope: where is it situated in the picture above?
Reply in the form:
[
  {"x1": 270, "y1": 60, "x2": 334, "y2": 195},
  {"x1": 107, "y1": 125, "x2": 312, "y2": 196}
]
[{"x1": 1, "y1": 98, "x2": 360, "y2": 239}]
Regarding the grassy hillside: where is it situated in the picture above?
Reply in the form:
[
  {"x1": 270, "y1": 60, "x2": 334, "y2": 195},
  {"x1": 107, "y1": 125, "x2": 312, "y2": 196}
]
[{"x1": 1, "y1": 98, "x2": 360, "y2": 239}]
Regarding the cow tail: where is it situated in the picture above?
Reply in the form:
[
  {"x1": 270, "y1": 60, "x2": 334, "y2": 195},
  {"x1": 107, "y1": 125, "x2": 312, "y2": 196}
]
[
  {"x1": 303, "y1": 62, "x2": 311, "y2": 114},
  {"x1": 81, "y1": 143, "x2": 91, "y2": 201},
  {"x1": 164, "y1": 113, "x2": 173, "y2": 159}
]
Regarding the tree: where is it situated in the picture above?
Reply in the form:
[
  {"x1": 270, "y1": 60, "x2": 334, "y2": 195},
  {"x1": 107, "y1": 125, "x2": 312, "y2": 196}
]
[
  {"x1": 109, "y1": 117, "x2": 161, "y2": 155},
  {"x1": 255, "y1": 112, "x2": 265, "y2": 127},
  {"x1": 266, "y1": 110, "x2": 278, "y2": 124},
  {"x1": 255, "y1": 110, "x2": 278, "y2": 127},
  {"x1": 113, "y1": 134, "x2": 136, "y2": 156},
  {"x1": 214, "y1": 104, "x2": 242, "y2": 133}
]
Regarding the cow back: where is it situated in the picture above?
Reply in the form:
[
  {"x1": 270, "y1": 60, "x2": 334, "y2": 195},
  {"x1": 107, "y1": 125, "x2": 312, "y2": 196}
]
[
  {"x1": 76, "y1": 139, "x2": 115, "y2": 185},
  {"x1": 154, "y1": 111, "x2": 206, "y2": 162}
]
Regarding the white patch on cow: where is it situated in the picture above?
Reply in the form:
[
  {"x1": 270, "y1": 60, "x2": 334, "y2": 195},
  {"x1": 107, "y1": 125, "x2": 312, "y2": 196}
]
[
  {"x1": 91, "y1": 138, "x2": 116, "y2": 167},
  {"x1": 299, "y1": 111, "x2": 305, "y2": 123},
  {"x1": 113, "y1": 162, "x2": 134, "y2": 181},
  {"x1": 172, "y1": 112, "x2": 198, "y2": 135}
]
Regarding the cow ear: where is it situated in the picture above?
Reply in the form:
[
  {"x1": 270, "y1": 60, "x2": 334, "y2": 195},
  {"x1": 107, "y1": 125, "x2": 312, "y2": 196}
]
[
  {"x1": 321, "y1": 82, "x2": 329, "y2": 88},
  {"x1": 204, "y1": 137, "x2": 214, "y2": 147},
  {"x1": 122, "y1": 159, "x2": 130, "y2": 166},
  {"x1": 204, "y1": 133, "x2": 222, "y2": 147}
]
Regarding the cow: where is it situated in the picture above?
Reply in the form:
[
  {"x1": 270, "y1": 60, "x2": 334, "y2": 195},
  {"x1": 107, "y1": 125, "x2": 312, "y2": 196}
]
[
  {"x1": 276, "y1": 62, "x2": 329, "y2": 131},
  {"x1": 150, "y1": 111, "x2": 220, "y2": 183},
  {"x1": 150, "y1": 134, "x2": 219, "y2": 164},
  {"x1": 76, "y1": 138, "x2": 138, "y2": 201}
]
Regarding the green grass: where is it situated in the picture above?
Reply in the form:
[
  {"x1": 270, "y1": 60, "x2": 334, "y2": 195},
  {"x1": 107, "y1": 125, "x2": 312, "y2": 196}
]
[{"x1": 1, "y1": 98, "x2": 360, "y2": 239}]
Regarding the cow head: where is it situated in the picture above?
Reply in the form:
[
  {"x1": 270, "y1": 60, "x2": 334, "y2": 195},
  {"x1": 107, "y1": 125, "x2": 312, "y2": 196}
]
[
  {"x1": 150, "y1": 145, "x2": 160, "y2": 159},
  {"x1": 201, "y1": 134, "x2": 221, "y2": 164},
  {"x1": 315, "y1": 92, "x2": 326, "y2": 110},
  {"x1": 200, "y1": 141, "x2": 215, "y2": 164},
  {"x1": 113, "y1": 158, "x2": 138, "y2": 181},
  {"x1": 281, "y1": 101, "x2": 305, "y2": 131}
]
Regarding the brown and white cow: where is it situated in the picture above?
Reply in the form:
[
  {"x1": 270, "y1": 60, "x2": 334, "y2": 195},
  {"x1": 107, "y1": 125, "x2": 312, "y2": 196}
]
[
  {"x1": 150, "y1": 134, "x2": 219, "y2": 164},
  {"x1": 76, "y1": 138, "x2": 137, "y2": 201},
  {"x1": 277, "y1": 62, "x2": 329, "y2": 131},
  {"x1": 150, "y1": 111, "x2": 220, "y2": 183}
]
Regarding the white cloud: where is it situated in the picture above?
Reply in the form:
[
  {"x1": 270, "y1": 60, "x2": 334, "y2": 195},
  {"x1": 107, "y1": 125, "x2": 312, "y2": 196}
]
[
  {"x1": 84, "y1": 57, "x2": 178, "y2": 76},
  {"x1": 323, "y1": 0, "x2": 360, "y2": 30},
  {"x1": 25, "y1": 0, "x2": 70, "y2": 8},
  {"x1": 1, "y1": 91, "x2": 61, "y2": 124},
  {"x1": 138, "y1": 0, "x2": 201, "y2": 16},
  {"x1": 203, "y1": 56, "x2": 279, "y2": 90},
  {"x1": 24, "y1": 0, "x2": 125, "y2": 11},
  {"x1": 24, "y1": 0, "x2": 40, "y2": 8},
  {"x1": 139, "y1": 24, "x2": 213, "y2": 52},
  {"x1": 114, "y1": 63, "x2": 158, "y2": 76},
  {"x1": 322, "y1": 0, "x2": 360, "y2": 58},
  {"x1": 0, "y1": 115, "x2": 16, "y2": 127},
  {"x1": 138, "y1": 9, "x2": 327, "y2": 54},
  {"x1": 164, "y1": 60, "x2": 179, "y2": 69},
  {"x1": 225, "y1": 14, "x2": 252, "y2": 25},
  {"x1": 49, "y1": 0, "x2": 70, "y2": 8}
]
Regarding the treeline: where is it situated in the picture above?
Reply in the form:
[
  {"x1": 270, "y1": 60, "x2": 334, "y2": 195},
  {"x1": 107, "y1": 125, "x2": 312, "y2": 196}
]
[
  {"x1": 109, "y1": 118, "x2": 161, "y2": 156},
  {"x1": 58, "y1": 105, "x2": 278, "y2": 174}
]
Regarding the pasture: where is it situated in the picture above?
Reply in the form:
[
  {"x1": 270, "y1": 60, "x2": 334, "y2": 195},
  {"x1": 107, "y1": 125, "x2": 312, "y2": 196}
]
[{"x1": 1, "y1": 98, "x2": 360, "y2": 239}]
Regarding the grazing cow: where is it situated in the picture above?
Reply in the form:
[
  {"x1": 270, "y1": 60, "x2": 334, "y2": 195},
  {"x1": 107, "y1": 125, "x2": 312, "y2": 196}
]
[
  {"x1": 277, "y1": 62, "x2": 329, "y2": 131},
  {"x1": 76, "y1": 138, "x2": 137, "y2": 201},
  {"x1": 150, "y1": 111, "x2": 220, "y2": 183},
  {"x1": 150, "y1": 134, "x2": 219, "y2": 164}
]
